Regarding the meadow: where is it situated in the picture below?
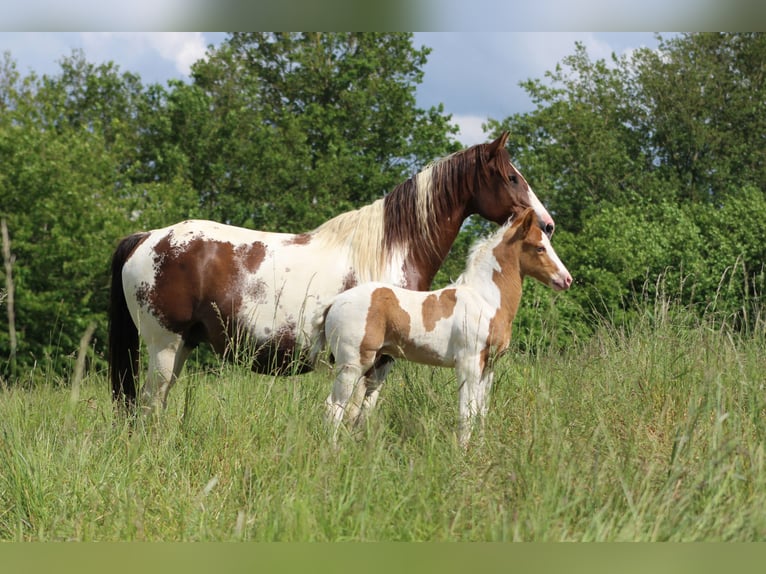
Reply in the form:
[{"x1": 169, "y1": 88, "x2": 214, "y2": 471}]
[{"x1": 1, "y1": 298, "x2": 765, "y2": 541}]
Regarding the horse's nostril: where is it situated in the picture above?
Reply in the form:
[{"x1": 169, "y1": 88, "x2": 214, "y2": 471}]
[{"x1": 545, "y1": 223, "x2": 555, "y2": 237}]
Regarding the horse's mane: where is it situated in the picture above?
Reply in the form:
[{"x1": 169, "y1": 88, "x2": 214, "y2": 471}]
[
  {"x1": 312, "y1": 141, "x2": 513, "y2": 282},
  {"x1": 311, "y1": 198, "x2": 387, "y2": 283},
  {"x1": 383, "y1": 142, "x2": 513, "y2": 258}
]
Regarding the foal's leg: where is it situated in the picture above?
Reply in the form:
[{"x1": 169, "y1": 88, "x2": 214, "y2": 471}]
[
  {"x1": 456, "y1": 357, "x2": 484, "y2": 448},
  {"x1": 326, "y1": 363, "x2": 365, "y2": 443},
  {"x1": 139, "y1": 332, "x2": 188, "y2": 418},
  {"x1": 476, "y1": 368, "x2": 495, "y2": 439},
  {"x1": 357, "y1": 355, "x2": 394, "y2": 424}
]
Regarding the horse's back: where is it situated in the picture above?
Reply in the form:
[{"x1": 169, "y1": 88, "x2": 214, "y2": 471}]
[{"x1": 120, "y1": 219, "x2": 358, "y2": 360}]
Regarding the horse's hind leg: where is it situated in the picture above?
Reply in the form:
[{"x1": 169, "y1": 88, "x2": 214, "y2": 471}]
[
  {"x1": 139, "y1": 332, "x2": 189, "y2": 418},
  {"x1": 357, "y1": 355, "x2": 394, "y2": 424},
  {"x1": 326, "y1": 363, "x2": 365, "y2": 442}
]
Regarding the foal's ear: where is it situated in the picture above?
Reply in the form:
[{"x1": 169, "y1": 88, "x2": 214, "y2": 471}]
[
  {"x1": 512, "y1": 208, "x2": 536, "y2": 238},
  {"x1": 486, "y1": 131, "x2": 510, "y2": 157}
]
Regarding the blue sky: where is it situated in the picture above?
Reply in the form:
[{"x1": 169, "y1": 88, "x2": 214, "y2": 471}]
[{"x1": 0, "y1": 32, "x2": 662, "y2": 146}]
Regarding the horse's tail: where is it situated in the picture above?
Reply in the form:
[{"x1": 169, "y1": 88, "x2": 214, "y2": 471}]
[
  {"x1": 108, "y1": 232, "x2": 147, "y2": 410},
  {"x1": 308, "y1": 304, "x2": 333, "y2": 365}
]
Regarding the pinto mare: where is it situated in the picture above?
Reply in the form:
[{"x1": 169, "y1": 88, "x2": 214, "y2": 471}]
[
  {"x1": 108, "y1": 132, "x2": 555, "y2": 416},
  {"x1": 319, "y1": 208, "x2": 572, "y2": 446}
]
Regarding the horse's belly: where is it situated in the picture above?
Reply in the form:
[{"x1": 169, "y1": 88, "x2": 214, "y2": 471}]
[
  {"x1": 383, "y1": 321, "x2": 456, "y2": 368},
  {"x1": 237, "y1": 265, "x2": 347, "y2": 340}
]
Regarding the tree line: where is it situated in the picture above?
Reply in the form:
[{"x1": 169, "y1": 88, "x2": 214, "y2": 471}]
[{"x1": 1, "y1": 32, "x2": 764, "y2": 382}]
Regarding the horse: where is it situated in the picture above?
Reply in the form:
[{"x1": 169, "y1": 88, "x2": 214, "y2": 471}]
[
  {"x1": 318, "y1": 207, "x2": 572, "y2": 447},
  {"x1": 108, "y1": 132, "x2": 556, "y2": 416}
]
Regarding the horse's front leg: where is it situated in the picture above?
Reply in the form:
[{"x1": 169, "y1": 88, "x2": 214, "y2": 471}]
[
  {"x1": 476, "y1": 367, "x2": 495, "y2": 440},
  {"x1": 139, "y1": 333, "x2": 188, "y2": 419},
  {"x1": 325, "y1": 363, "x2": 364, "y2": 444},
  {"x1": 456, "y1": 357, "x2": 483, "y2": 448}
]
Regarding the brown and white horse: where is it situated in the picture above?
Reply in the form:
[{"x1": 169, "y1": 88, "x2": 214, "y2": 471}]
[
  {"x1": 108, "y1": 132, "x2": 555, "y2": 416},
  {"x1": 318, "y1": 208, "x2": 572, "y2": 446}
]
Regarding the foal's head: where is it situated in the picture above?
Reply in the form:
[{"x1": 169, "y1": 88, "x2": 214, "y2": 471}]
[{"x1": 499, "y1": 208, "x2": 572, "y2": 291}]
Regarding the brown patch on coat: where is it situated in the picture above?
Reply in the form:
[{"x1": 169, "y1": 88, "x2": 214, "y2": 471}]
[
  {"x1": 150, "y1": 235, "x2": 238, "y2": 353},
  {"x1": 235, "y1": 241, "x2": 267, "y2": 273},
  {"x1": 421, "y1": 288, "x2": 457, "y2": 332},
  {"x1": 250, "y1": 320, "x2": 313, "y2": 375},
  {"x1": 138, "y1": 233, "x2": 273, "y2": 357},
  {"x1": 480, "y1": 216, "x2": 546, "y2": 373},
  {"x1": 246, "y1": 278, "x2": 268, "y2": 303},
  {"x1": 284, "y1": 233, "x2": 312, "y2": 246},
  {"x1": 341, "y1": 270, "x2": 358, "y2": 292},
  {"x1": 359, "y1": 287, "x2": 412, "y2": 366}
]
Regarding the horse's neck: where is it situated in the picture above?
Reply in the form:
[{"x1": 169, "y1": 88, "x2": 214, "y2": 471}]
[{"x1": 400, "y1": 206, "x2": 467, "y2": 290}]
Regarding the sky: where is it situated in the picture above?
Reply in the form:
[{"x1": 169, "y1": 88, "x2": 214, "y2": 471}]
[{"x1": 0, "y1": 32, "x2": 662, "y2": 146}]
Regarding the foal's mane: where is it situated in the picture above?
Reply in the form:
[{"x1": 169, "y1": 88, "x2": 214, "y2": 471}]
[
  {"x1": 311, "y1": 140, "x2": 513, "y2": 282},
  {"x1": 456, "y1": 218, "x2": 515, "y2": 286}
]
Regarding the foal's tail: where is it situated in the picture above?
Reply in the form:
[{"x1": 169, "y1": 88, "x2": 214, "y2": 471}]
[
  {"x1": 108, "y1": 232, "x2": 147, "y2": 410},
  {"x1": 308, "y1": 304, "x2": 332, "y2": 365}
]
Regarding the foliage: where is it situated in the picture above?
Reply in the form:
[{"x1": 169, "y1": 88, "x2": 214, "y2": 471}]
[
  {"x1": 0, "y1": 35, "x2": 456, "y2": 380},
  {"x1": 481, "y1": 33, "x2": 766, "y2": 346},
  {"x1": 169, "y1": 32, "x2": 459, "y2": 230},
  {"x1": 1, "y1": 32, "x2": 765, "y2": 378}
]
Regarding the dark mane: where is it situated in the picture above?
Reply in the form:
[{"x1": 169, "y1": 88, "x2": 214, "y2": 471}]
[{"x1": 382, "y1": 141, "x2": 514, "y2": 257}]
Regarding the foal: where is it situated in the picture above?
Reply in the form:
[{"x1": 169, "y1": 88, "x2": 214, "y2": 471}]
[{"x1": 318, "y1": 208, "x2": 572, "y2": 446}]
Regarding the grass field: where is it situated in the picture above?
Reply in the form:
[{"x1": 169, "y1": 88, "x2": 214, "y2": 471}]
[{"x1": 1, "y1": 300, "x2": 765, "y2": 541}]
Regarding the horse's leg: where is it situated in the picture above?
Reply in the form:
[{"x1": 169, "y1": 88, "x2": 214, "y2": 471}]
[
  {"x1": 326, "y1": 363, "x2": 365, "y2": 444},
  {"x1": 357, "y1": 355, "x2": 394, "y2": 425},
  {"x1": 476, "y1": 368, "x2": 495, "y2": 440},
  {"x1": 456, "y1": 357, "x2": 483, "y2": 448},
  {"x1": 139, "y1": 332, "x2": 186, "y2": 418}
]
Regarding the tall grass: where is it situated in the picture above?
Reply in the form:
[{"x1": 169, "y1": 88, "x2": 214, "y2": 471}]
[{"x1": 1, "y1": 295, "x2": 765, "y2": 540}]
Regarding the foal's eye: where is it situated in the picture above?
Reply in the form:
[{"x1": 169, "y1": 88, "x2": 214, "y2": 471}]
[{"x1": 536, "y1": 246, "x2": 546, "y2": 254}]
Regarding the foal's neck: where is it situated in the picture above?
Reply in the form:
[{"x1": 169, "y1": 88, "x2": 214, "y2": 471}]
[{"x1": 489, "y1": 260, "x2": 524, "y2": 329}]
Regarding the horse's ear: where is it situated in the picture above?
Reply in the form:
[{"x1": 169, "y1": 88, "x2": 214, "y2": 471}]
[
  {"x1": 512, "y1": 208, "x2": 536, "y2": 238},
  {"x1": 486, "y1": 131, "x2": 510, "y2": 157}
]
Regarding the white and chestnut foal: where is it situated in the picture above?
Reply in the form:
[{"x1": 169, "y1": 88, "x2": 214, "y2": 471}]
[{"x1": 318, "y1": 208, "x2": 572, "y2": 446}]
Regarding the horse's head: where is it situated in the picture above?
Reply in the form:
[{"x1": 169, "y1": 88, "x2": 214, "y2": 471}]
[
  {"x1": 470, "y1": 132, "x2": 556, "y2": 238},
  {"x1": 505, "y1": 208, "x2": 571, "y2": 291}
]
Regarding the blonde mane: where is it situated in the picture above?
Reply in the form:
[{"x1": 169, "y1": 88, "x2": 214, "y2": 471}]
[
  {"x1": 312, "y1": 139, "x2": 515, "y2": 285},
  {"x1": 312, "y1": 199, "x2": 387, "y2": 283}
]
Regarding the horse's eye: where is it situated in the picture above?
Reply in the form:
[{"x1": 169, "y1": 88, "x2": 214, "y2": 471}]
[
  {"x1": 510, "y1": 175, "x2": 518, "y2": 184},
  {"x1": 536, "y1": 246, "x2": 546, "y2": 254}
]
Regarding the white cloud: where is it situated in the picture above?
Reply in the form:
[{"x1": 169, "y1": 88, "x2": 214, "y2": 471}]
[
  {"x1": 511, "y1": 33, "x2": 612, "y2": 72},
  {"x1": 80, "y1": 32, "x2": 207, "y2": 77},
  {"x1": 145, "y1": 33, "x2": 208, "y2": 76},
  {"x1": 453, "y1": 114, "x2": 489, "y2": 147}
]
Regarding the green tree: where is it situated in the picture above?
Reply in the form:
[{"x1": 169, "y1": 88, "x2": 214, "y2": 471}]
[
  {"x1": 485, "y1": 33, "x2": 766, "y2": 343},
  {"x1": 180, "y1": 32, "x2": 459, "y2": 231},
  {"x1": 635, "y1": 33, "x2": 766, "y2": 203},
  {"x1": 0, "y1": 51, "x2": 198, "y2": 380}
]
